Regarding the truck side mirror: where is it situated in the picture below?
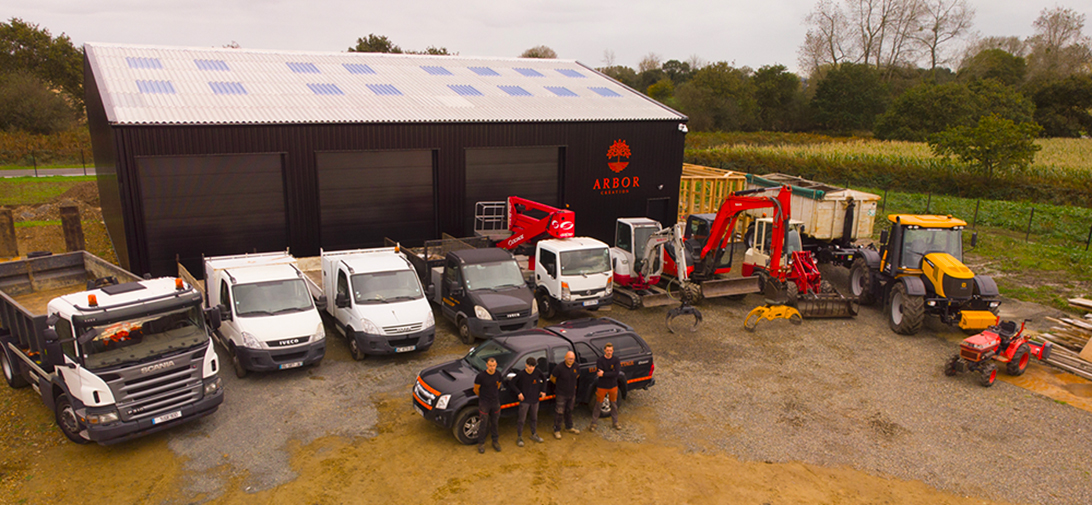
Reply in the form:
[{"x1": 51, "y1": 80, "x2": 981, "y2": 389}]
[
  {"x1": 970, "y1": 232, "x2": 978, "y2": 248},
  {"x1": 205, "y1": 306, "x2": 223, "y2": 331},
  {"x1": 314, "y1": 295, "x2": 328, "y2": 312},
  {"x1": 451, "y1": 288, "x2": 465, "y2": 298},
  {"x1": 43, "y1": 328, "x2": 65, "y2": 369},
  {"x1": 217, "y1": 304, "x2": 231, "y2": 321},
  {"x1": 335, "y1": 293, "x2": 350, "y2": 308},
  {"x1": 425, "y1": 284, "x2": 435, "y2": 298},
  {"x1": 880, "y1": 229, "x2": 889, "y2": 245}
]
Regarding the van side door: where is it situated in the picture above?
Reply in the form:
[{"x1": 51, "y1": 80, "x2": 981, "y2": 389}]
[
  {"x1": 334, "y1": 269, "x2": 354, "y2": 331},
  {"x1": 218, "y1": 280, "x2": 240, "y2": 345}
]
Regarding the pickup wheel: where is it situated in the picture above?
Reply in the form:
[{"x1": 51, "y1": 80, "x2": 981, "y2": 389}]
[
  {"x1": 536, "y1": 292, "x2": 557, "y2": 320},
  {"x1": 55, "y1": 394, "x2": 90, "y2": 444},
  {"x1": 2, "y1": 348, "x2": 29, "y2": 389},
  {"x1": 1007, "y1": 344, "x2": 1030, "y2": 376},
  {"x1": 849, "y1": 257, "x2": 876, "y2": 306},
  {"x1": 457, "y1": 318, "x2": 474, "y2": 345},
  {"x1": 452, "y1": 406, "x2": 481, "y2": 445},
  {"x1": 348, "y1": 335, "x2": 367, "y2": 361}
]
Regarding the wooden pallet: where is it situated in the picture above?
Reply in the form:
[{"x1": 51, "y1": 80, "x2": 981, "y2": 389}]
[{"x1": 678, "y1": 164, "x2": 746, "y2": 222}]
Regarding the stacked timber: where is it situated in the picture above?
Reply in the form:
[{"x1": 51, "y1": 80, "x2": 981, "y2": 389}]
[{"x1": 1029, "y1": 298, "x2": 1092, "y2": 380}]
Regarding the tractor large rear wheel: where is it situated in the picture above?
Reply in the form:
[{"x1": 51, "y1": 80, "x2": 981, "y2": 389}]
[
  {"x1": 888, "y1": 283, "x2": 924, "y2": 335},
  {"x1": 1007, "y1": 343, "x2": 1030, "y2": 376},
  {"x1": 849, "y1": 257, "x2": 876, "y2": 306}
]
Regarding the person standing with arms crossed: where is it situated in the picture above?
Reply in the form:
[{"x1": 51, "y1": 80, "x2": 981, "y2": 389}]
[
  {"x1": 473, "y1": 357, "x2": 503, "y2": 453},
  {"x1": 509, "y1": 357, "x2": 547, "y2": 447},
  {"x1": 589, "y1": 343, "x2": 622, "y2": 431},
  {"x1": 550, "y1": 351, "x2": 580, "y2": 439}
]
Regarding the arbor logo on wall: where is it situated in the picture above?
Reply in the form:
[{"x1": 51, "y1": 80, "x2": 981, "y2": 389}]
[{"x1": 595, "y1": 139, "x2": 639, "y2": 195}]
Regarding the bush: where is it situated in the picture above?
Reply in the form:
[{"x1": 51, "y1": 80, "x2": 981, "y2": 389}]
[{"x1": 0, "y1": 71, "x2": 74, "y2": 134}]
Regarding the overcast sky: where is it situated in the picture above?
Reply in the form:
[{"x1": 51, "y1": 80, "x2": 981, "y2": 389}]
[{"x1": 5, "y1": 0, "x2": 1087, "y2": 74}]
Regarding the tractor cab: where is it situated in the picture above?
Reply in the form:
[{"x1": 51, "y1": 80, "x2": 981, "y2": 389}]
[
  {"x1": 882, "y1": 215, "x2": 972, "y2": 275},
  {"x1": 743, "y1": 217, "x2": 805, "y2": 272}
]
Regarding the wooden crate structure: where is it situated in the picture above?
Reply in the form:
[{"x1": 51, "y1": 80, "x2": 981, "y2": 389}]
[{"x1": 678, "y1": 164, "x2": 747, "y2": 222}]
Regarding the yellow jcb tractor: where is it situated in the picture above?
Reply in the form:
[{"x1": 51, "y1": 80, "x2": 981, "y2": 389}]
[{"x1": 848, "y1": 215, "x2": 1000, "y2": 335}]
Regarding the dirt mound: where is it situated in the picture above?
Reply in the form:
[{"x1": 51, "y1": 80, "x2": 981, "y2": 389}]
[{"x1": 56, "y1": 181, "x2": 100, "y2": 206}]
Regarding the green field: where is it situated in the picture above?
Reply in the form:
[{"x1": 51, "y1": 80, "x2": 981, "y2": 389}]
[{"x1": 0, "y1": 176, "x2": 97, "y2": 206}]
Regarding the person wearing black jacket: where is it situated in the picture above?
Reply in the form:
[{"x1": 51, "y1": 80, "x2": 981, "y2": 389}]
[
  {"x1": 550, "y1": 351, "x2": 580, "y2": 439},
  {"x1": 509, "y1": 357, "x2": 547, "y2": 447},
  {"x1": 589, "y1": 342, "x2": 622, "y2": 431},
  {"x1": 473, "y1": 357, "x2": 503, "y2": 453}
]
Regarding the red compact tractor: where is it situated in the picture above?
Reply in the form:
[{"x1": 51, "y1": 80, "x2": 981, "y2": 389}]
[{"x1": 944, "y1": 320, "x2": 1052, "y2": 387}]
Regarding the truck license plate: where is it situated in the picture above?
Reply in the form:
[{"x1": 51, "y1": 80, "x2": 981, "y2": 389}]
[
  {"x1": 396, "y1": 345, "x2": 416, "y2": 353},
  {"x1": 279, "y1": 361, "x2": 303, "y2": 369},
  {"x1": 414, "y1": 405, "x2": 425, "y2": 417},
  {"x1": 582, "y1": 300, "x2": 597, "y2": 307},
  {"x1": 152, "y1": 411, "x2": 182, "y2": 425}
]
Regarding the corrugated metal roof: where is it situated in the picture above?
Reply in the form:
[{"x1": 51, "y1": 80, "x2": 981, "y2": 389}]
[{"x1": 85, "y1": 43, "x2": 687, "y2": 125}]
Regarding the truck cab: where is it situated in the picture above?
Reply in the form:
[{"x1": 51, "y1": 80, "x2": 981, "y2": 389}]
[
  {"x1": 318, "y1": 248, "x2": 435, "y2": 360},
  {"x1": 201, "y1": 252, "x2": 326, "y2": 377},
  {"x1": 430, "y1": 248, "x2": 538, "y2": 344},
  {"x1": 533, "y1": 237, "x2": 613, "y2": 319}
]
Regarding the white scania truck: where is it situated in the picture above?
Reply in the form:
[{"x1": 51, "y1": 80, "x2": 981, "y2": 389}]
[
  {"x1": 1, "y1": 251, "x2": 224, "y2": 445},
  {"x1": 300, "y1": 247, "x2": 435, "y2": 360},
  {"x1": 179, "y1": 251, "x2": 327, "y2": 378}
]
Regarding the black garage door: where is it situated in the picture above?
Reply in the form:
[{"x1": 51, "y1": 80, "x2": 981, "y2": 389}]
[
  {"x1": 316, "y1": 150, "x2": 435, "y2": 249},
  {"x1": 465, "y1": 147, "x2": 559, "y2": 231},
  {"x1": 136, "y1": 154, "x2": 287, "y2": 276}
]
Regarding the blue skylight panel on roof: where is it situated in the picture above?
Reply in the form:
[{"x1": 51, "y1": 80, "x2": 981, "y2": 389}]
[
  {"x1": 556, "y1": 69, "x2": 586, "y2": 78},
  {"x1": 448, "y1": 85, "x2": 483, "y2": 96},
  {"x1": 469, "y1": 66, "x2": 500, "y2": 76},
  {"x1": 195, "y1": 59, "x2": 230, "y2": 71},
  {"x1": 136, "y1": 80, "x2": 176, "y2": 94},
  {"x1": 366, "y1": 84, "x2": 403, "y2": 96},
  {"x1": 127, "y1": 57, "x2": 163, "y2": 70},
  {"x1": 343, "y1": 63, "x2": 377, "y2": 75},
  {"x1": 307, "y1": 83, "x2": 344, "y2": 95},
  {"x1": 421, "y1": 65, "x2": 453, "y2": 76},
  {"x1": 498, "y1": 85, "x2": 532, "y2": 97},
  {"x1": 209, "y1": 82, "x2": 247, "y2": 95},
  {"x1": 588, "y1": 86, "x2": 622, "y2": 97},
  {"x1": 514, "y1": 68, "x2": 544, "y2": 77},
  {"x1": 287, "y1": 62, "x2": 320, "y2": 74},
  {"x1": 544, "y1": 86, "x2": 578, "y2": 97}
]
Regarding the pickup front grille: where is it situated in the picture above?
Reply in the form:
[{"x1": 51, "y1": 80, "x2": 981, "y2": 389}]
[{"x1": 105, "y1": 347, "x2": 205, "y2": 422}]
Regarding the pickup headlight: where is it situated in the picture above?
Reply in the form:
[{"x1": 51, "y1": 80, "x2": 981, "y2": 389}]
[
  {"x1": 474, "y1": 305, "x2": 492, "y2": 321},
  {"x1": 435, "y1": 394, "x2": 451, "y2": 410},
  {"x1": 360, "y1": 318, "x2": 381, "y2": 335},
  {"x1": 561, "y1": 282, "x2": 571, "y2": 301},
  {"x1": 313, "y1": 323, "x2": 326, "y2": 341},
  {"x1": 424, "y1": 309, "x2": 435, "y2": 328},
  {"x1": 241, "y1": 331, "x2": 262, "y2": 349},
  {"x1": 605, "y1": 275, "x2": 613, "y2": 295},
  {"x1": 204, "y1": 377, "x2": 222, "y2": 395},
  {"x1": 86, "y1": 410, "x2": 119, "y2": 425}
]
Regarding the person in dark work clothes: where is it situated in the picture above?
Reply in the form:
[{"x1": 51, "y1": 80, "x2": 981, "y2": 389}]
[
  {"x1": 589, "y1": 342, "x2": 622, "y2": 431},
  {"x1": 550, "y1": 351, "x2": 580, "y2": 439},
  {"x1": 473, "y1": 357, "x2": 503, "y2": 453},
  {"x1": 509, "y1": 357, "x2": 547, "y2": 447}
]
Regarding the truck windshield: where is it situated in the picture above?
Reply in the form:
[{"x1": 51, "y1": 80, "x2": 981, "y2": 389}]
[
  {"x1": 901, "y1": 228, "x2": 963, "y2": 269},
  {"x1": 352, "y1": 270, "x2": 423, "y2": 304},
  {"x1": 560, "y1": 247, "x2": 611, "y2": 275},
  {"x1": 462, "y1": 261, "x2": 525, "y2": 291},
  {"x1": 465, "y1": 340, "x2": 516, "y2": 372},
  {"x1": 233, "y1": 279, "x2": 313, "y2": 317},
  {"x1": 81, "y1": 305, "x2": 207, "y2": 370}
]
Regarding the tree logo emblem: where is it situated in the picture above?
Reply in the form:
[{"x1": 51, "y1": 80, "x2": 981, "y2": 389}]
[{"x1": 606, "y1": 139, "x2": 631, "y2": 173}]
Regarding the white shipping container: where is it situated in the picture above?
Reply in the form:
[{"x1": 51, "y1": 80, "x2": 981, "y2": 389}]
[{"x1": 744, "y1": 173, "x2": 880, "y2": 242}]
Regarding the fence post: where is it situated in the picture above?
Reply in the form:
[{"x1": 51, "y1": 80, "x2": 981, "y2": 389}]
[
  {"x1": 973, "y1": 200, "x2": 980, "y2": 229},
  {"x1": 1025, "y1": 208, "x2": 1035, "y2": 242},
  {"x1": 1086, "y1": 223, "x2": 1091, "y2": 251},
  {"x1": 31, "y1": 149, "x2": 38, "y2": 177},
  {"x1": 81, "y1": 149, "x2": 87, "y2": 175},
  {"x1": 925, "y1": 192, "x2": 932, "y2": 214},
  {"x1": 881, "y1": 189, "x2": 888, "y2": 215}
]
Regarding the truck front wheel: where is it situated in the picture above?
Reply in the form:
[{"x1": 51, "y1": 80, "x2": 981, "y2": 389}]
[
  {"x1": 2, "y1": 348, "x2": 29, "y2": 389},
  {"x1": 230, "y1": 345, "x2": 248, "y2": 378},
  {"x1": 55, "y1": 394, "x2": 90, "y2": 444},
  {"x1": 452, "y1": 406, "x2": 481, "y2": 445},
  {"x1": 348, "y1": 334, "x2": 367, "y2": 361},
  {"x1": 536, "y1": 292, "x2": 557, "y2": 320},
  {"x1": 457, "y1": 318, "x2": 474, "y2": 345}
]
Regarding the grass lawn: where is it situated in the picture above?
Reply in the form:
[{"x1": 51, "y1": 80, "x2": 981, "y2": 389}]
[{"x1": 0, "y1": 176, "x2": 97, "y2": 206}]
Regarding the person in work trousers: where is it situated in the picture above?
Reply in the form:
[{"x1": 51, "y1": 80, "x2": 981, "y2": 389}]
[
  {"x1": 474, "y1": 357, "x2": 503, "y2": 453},
  {"x1": 509, "y1": 357, "x2": 547, "y2": 447},
  {"x1": 590, "y1": 342, "x2": 622, "y2": 431},
  {"x1": 550, "y1": 350, "x2": 580, "y2": 439}
]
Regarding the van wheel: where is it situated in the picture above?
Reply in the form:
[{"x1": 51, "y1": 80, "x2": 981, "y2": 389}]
[
  {"x1": 348, "y1": 336, "x2": 367, "y2": 361},
  {"x1": 2, "y1": 348, "x2": 29, "y2": 389},
  {"x1": 55, "y1": 394, "x2": 90, "y2": 444},
  {"x1": 457, "y1": 318, "x2": 474, "y2": 345},
  {"x1": 232, "y1": 350, "x2": 248, "y2": 378},
  {"x1": 452, "y1": 406, "x2": 481, "y2": 445}
]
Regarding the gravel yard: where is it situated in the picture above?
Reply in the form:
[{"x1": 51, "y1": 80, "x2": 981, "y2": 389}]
[{"x1": 3, "y1": 260, "x2": 1091, "y2": 504}]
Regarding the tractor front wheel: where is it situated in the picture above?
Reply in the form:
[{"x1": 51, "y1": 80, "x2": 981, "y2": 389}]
[
  {"x1": 944, "y1": 355, "x2": 961, "y2": 377},
  {"x1": 888, "y1": 283, "x2": 925, "y2": 335},
  {"x1": 979, "y1": 363, "x2": 997, "y2": 387},
  {"x1": 1007, "y1": 343, "x2": 1030, "y2": 376}
]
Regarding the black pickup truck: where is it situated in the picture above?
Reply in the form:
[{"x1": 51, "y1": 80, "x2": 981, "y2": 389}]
[{"x1": 412, "y1": 317, "x2": 655, "y2": 444}]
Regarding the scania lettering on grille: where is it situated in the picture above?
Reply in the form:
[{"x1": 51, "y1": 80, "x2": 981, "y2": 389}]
[{"x1": 141, "y1": 361, "x2": 175, "y2": 374}]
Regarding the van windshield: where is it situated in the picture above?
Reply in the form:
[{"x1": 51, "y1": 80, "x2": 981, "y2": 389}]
[
  {"x1": 462, "y1": 261, "x2": 525, "y2": 291},
  {"x1": 81, "y1": 305, "x2": 207, "y2": 370},
  {"x1": 560, "y1": 247, "x2": 611, "y2": 275},
  {"x1": 352, "y1": 270, "x2": 423, "y2": 304},
  {"x1": 233, "y1": 279, "x2": 314, "y2": 317},
  {"x1": 465, "y1": 340, "x2": 516, "y2": 372}
]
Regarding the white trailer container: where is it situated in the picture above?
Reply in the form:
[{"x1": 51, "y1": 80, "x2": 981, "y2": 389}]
[{"x1": 744, "y1": 173, "x2": 880, "y2": 243}]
